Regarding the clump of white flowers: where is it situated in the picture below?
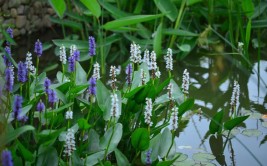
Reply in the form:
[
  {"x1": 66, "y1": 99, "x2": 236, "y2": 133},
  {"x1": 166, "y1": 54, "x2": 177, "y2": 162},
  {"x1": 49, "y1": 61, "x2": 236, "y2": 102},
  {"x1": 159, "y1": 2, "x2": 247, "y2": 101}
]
[
  {"x1": 130, "y1": 42, "x2": 142, "y2": 64},
  {"x1": 93, "y1": 62, "x2": 100, "y2": 80},
  {"x1": 25, "y1": 52, "x2": 36, "y2": 74},
  {"x1": 167, "y1": 83, "x2": 173, "y2": 101},
  {"x1": 149, "y1": 51, "x2": 158, "y2": 79},
  {"x1": 164, "y1": 48, "x2": 173, "y2": 71},
  {"x1": 59, "y1": 44, "x2": 67, "y2": 64},
  {"x1": 109, "y1": 66, "x2": 117, "y2": 90},
  {"x1": 144, "y1": 98, "x2": 153, "y2": 126},
  {"x1": 182, "y1": 69, "x2": 190, "y2": 96},
  {"x1": 230, "y1": 80, "x2": 240, "y2": 115},
  {"x1": 111, "y1": 93, "x2": 120, "y2": 118},
  {"x1": 143, "y1": 49, "x2": 150, "y2": 65},
  {"x1": 140, "y1": 69, "x2": 147, "y2": 86},
  {"x1": 170, "y1": 106, "x2": 178, "y2": 131},
  {"x1": 63, "y1": 129, "x2": 76, "y2": 157},
  {"x1": 70, "y1": 44, "x2": 77, "y2": 56},
  {"x1": 65, "y1": 109, "x2": 73, "y2": 120},
  {"x1": 238, "y1": 42, "x2": 244, "y2": 54}
]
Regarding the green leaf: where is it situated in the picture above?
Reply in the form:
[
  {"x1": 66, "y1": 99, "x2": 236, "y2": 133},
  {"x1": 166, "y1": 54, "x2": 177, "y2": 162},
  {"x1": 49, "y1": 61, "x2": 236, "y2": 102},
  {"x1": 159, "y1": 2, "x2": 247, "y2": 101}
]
[
  {"x1": 242, "y1": 0, "x2": 254, "y2": 18},
  {"x1": 159, "y1": 128, "x2": 172, "y2": 158},
  {"x1": 43, "y1": 64, "x2": 58, "y2": 73},
  {"x1": 192, "y1": 152, "x2": 215, "y2": 162},
  {"x1": 75, "y1": 62, "x2": 87, "y2": 85},
  {"x1": 102, "y1": 14, "x2": 163, "y2": 30},
  {"x1": 100, "y1": 123, "x2": 123, "y2": 152},
  {"x1": 85, "y1": 151, "x2": 105, "y2": 165},
  {"x1": 163, "y1": 28, "x2": 198, "y2": 37},
  {"x1": 45, "y1": 102, "x2": 73, "y2": 117},
  {"x1": 98, "y1": 0, "x2": 130, "y2": 18},
  {"x1": 209, "y1": 109, "x2": 224, "y2": 134},
  {"x1": 52, "y1": 39, "x2": 88, "y2": 50},
  {"x1": 154, "y1": 0, "x2": 178, "y2": 22},
  {"x1": 242, "y1": 129, "x2": 262, "y2": 137},
  {"x1": 224, "y1": 115, "x2": 249, "y2": 131},
  {"x1": 178, "y1": 98, "x2": 194, "y2": 117},
  {"x1": 37, "y1": 146, "x2": 58, "y2": 166},
  {"x1": 50, "y1": 17, "x2": 83, "y2": 30},
  {"x1": 114, "y1": 148, "x2": 130, "y2": 166},
  {"x1": 131, "y1": 128, "x2": 150, "y2": 151},
  {"x1": 17, "y1": 141, "x2": 34, "y2": 162},
  {"x1": 96, "y1": 80, "x2": 111, "y2": 119},
  {"x1": 49, "y1": 0, "x2": 66, "y2": 18},
  {"x1": 0, "y1": 125, "x2": 35, "y2": 147},
  {"x1": 77, "y1": 118, "x2": 91, "y2": 130},
  {"x1": 124, "y1": 86, "x2": 145, "y2": 98},
  {"x1": 156, "y1": 154, "x2": 182, "y2": 166},
  {"x1": 141, "y1": 134, "x2": 161, "y2": 163},
  {"x1": 153, "y1": 23, "x2": 162, "y2": 57},
  {"x1": 80, "y1": 0, "x2": 101, "y2": 18}
]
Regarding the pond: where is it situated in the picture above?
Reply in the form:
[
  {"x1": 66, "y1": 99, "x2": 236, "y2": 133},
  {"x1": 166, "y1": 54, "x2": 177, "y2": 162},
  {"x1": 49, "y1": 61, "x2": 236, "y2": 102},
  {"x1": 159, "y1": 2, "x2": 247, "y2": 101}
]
[{"x1": 11, "y1": 31, "x2": 267, "y2": 166}]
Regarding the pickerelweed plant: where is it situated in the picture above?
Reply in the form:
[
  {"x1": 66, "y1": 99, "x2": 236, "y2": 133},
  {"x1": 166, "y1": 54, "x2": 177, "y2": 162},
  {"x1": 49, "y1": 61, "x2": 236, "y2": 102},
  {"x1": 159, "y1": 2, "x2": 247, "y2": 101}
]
[{"x1": 0, "y1": 28, "x2": 249, "y2": 166}]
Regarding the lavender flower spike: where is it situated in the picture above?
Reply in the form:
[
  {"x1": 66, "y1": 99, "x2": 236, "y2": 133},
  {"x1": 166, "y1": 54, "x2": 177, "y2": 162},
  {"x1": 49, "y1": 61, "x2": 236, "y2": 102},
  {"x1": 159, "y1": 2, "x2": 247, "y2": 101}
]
[
  {"x1": 1, "y1": 149, "x2": 13, "y2": 166},
  {"x1": 48, "y1": 89, "x2": 58, "y2": 106},
  {"x1": 6, "y1": 27, "x2": 13, "y2": 38},
  {"x1": 68, "y1": 56, "x2": 75, "y2": 72},
  {"x1": 3, "y1": 46, "x2": 11, "y2": 66},
  {"x1": 34, "y1": 39, "x2": 42, "y2": 57},
  {"x1": 89, "y1": 36, "x2": 96, "y2": 56},
  {"x1": 145, "y1": 149, "x2": 152, "y2": 166},
  {"x1": 125, "y1": 63, "x2": 133, "y2": 86},
  {"x1": 17, "y1": 61, "x2": 28, "y2": 83},
  {"x1": 73, "y1": 49, "x2": 80, "y2": 61},
  {"x1": 88, "y1": 77, "x2": 97, "y2": 96},
  {"x1": 5, "y1": 66, "x2": 14, "y2": 92},
  {"x1": 44, "y1": 77, "x2": 51, "y2": 94},
  {"x1": 12, "y1": 95, "x2": 23, "y2": 121},
  {"x1": 36, "y1": 100, "x2": 45, "y2": 112}
]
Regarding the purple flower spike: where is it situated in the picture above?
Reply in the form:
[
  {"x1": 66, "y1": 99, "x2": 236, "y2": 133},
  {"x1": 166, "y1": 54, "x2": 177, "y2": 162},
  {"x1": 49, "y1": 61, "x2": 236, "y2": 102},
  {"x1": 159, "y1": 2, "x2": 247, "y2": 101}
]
[
  {"x1": 34, "y1": 39, "x2": 42, "y2": 57},
  {"x1": 88, "y1": 36, "x2": 96, "y2": 56},
  {"x1": 68, "y1": 56, "x2": 75, "y2": 72},
  {"x1": 1, "y1": 149, "x2": 13, "y2": 166},
  {"x1": 12, "y1": 95, "x2": 23, "y2": 121},
  {"x1": 17, "y1": 62, "x2": 28, "y2": 83},
  {"x1": 5, "y1": 67, "x2": 14, "y2": 92},
  {"x1": 19, "y1": 115, "x2": 28, "y2": 123},
  {"x1": 145, "y1": 149, "x2": 152, "y2": 166},
  {"x1": 88, "y1": 77, "x2": 97, "y2": 96},
  {"x1": 125, "y1": 63, "x2": 133, "y2": 86},
  {"x1": 48, "y1": 89, "x2": 58, "y2": 106},
  {"x1": 36, "y1": 100, "x2": 45, "y2": 112},
  {"x1": 3, "y1": 46, "x2": 11, "y2": 66},
  {"x1": 73, "y1": 49, "x2": 80, "y2": 61},
  {"x1": 6, "y1": 27, "x2": 13, "y2": 39},
  {"x1": 44, "y1": 77, "x2": 51, "y2": 94}
]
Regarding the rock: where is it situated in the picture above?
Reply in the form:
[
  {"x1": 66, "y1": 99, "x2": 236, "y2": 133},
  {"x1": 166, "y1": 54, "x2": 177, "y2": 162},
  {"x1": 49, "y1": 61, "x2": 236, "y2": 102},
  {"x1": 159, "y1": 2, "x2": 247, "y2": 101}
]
[
  {"x1": 21, "y1": 0, "x2": 29, "y2": 4},
  {"x1": 10, "y1": 8, "x2": 17, "y2": 18},
  {"x1": 25, "y1": 20, "x2": 30, "y2": 31},
  {"x1": 34, "y1": 18, "x2": 41, "y2": 28},
  {"x1": 13, "y1": 28, "x2": 19, "y2": 37},
  {"x1": 33, "y1": 1, "x2": 41, "y2": 9},
  {"x1": 0, "y1": 0, "x2": 5, "y2": 6},
  {"x1": 20, "y1": 28, "x2": 26, "y2": 35},
  {"x1": 17, "y1": 5, "x2": 25, "y2": 15},
  {"x1": 8, "y1": 0, "x2": 21, "y2": 8},
  {"x1": 43, "y1": 15, "x2": 51, "y2": 27},
  {"x1": 47, "y1": 8, "x2": 55, "y2": 15},
  {"x1": 3, "y1": 18, "x2": 15, "y2": 25},
  {"x1": 2, "y1": 1, "x2": 8, "y2": 11},
  {"x1": 16, "y1": 15, "x2": 26, "y2": 28}
]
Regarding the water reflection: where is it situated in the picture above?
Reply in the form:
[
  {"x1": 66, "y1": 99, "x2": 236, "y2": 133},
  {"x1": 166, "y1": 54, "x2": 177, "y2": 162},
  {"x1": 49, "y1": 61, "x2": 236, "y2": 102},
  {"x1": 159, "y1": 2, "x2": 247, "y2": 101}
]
[{"x1": 175, "y1": 52, "x2": 267, "y2": 165}]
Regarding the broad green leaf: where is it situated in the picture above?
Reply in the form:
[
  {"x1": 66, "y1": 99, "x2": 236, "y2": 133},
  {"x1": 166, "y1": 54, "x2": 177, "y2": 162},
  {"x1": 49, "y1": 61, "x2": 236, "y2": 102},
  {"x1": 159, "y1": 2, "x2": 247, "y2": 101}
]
[
  {"x1": 224, "y1": 115, "x2": 249, "y2": 131},
  {"x1": 49, "y1": 0, "x2": 66, "y2": 18},
  {"x1": 252, "y1": 19, "x2": 267, "y2": 28},
  {"x1": 18, "y1": 141, "x2": 34, "y2": 162},
  {"x1": 37, "y1": 146, "x2": 58, "y2": 166},
  {"x1": 0, "y1": 125, "x2": 35, "y2": 147},
  {"x1": 38, "y1": 128, "x2": 65, "y2": 146},
  {"x1": 85, "y1": 151, "x2": 105, "y2": 165},
  {"x1": 187, "y1": 0, "x2": 203, "y2": 6},
  {"x1": 159, "y1": 128, "x2": 172, "y2": 158},
  {"x1": 52, "y1": 39, "x2": 88, "y2": 50},
  {"x1": 124, "y1": 86, "x2": 145, "y2": 98},
  {"x1": 75, "y1": 62, "x2": 87, "y2": 85},
  {"x1": 96, "y1": 80, "x2": 111, "y2": 119},
  {"x1": 114, "y1": 148, "x2": 130, "y2": 166},
  {"x1": 102, "y1": 14, "x2": 163, "y2": 30},
  {"x1": 141, "y1": 134, "x2": 161, "y2": 163},
  {"x1": 242, "y1": 0, "x2": 255, "y2": 18},
  {"x1": 98, "y1": 0, "x2": 130, "y2": 18},
  {"x1": 242, "y1": 129, "x2": 262, "y2": 137},
  {"x1": 154, "y1": 0, "x2": 178, "y2": 22},
  {"x1": 251, "y1": 2, "x2": 267, "y2": 19},
  {"x1": 153, "y1": 23, "x2": 162, "y2": 57},
  {"x1": 100, "y1": 123, "x2": 123, "y2": 152},
  {"x1": 178, "y1": 98, "x2": 194, "y2": 117},
  {"x1": 77, "y1": 118, "x2": 91, "y2": 130},
  {"x1": 88, "y1": 129, "x2": 100, "y2": 152},
  {"x1": 50, "y1": 17, "x2": 83, "y2": 30},
  {"x1": 209, "y1": 109, "x2": 224, "y2": 134},
  {"x1": 163, "y1": 28, "x2": 198, "y2": 37},
  {"x1": 45, "y1": 102, "x2": 73, "y2": 117},
  {"x1": 178, "y1": 44, "x2": 191, "y2": 52},
  {"x1": 81, "y1": 0, "x2": 101, "y2": 18},
  {"x1": 192, "y1": 152, "x2": 215, "y2": 162},
  {"x1": 69, "y1": 84, "x2": 88, "y2": 95},
  {"x1": 156, "y1": 153, "x2": 184, "y2": 166},
  {"x1": 131, "y1": 128, "x2": 150, "y2": 151}
]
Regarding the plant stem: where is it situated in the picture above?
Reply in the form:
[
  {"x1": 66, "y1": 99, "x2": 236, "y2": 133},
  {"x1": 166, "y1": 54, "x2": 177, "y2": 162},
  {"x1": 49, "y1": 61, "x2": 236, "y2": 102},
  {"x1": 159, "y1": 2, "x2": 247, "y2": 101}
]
[
  {"x1": 104, "y1": 121, "x2": 115, "y2": 160},
  {"x1": 166, "y1": 132, "x2": 175, "y2": 159},
  {"x1": 223, "y1": 130, "x2": 231, "y2": 151}
]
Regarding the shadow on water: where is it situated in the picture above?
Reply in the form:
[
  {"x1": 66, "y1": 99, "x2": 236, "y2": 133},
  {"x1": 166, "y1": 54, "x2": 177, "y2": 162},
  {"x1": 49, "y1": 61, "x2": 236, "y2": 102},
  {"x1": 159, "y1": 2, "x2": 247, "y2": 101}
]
[{"x1": 12, "y1": 29, "x2": 267, "y2": 165}]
